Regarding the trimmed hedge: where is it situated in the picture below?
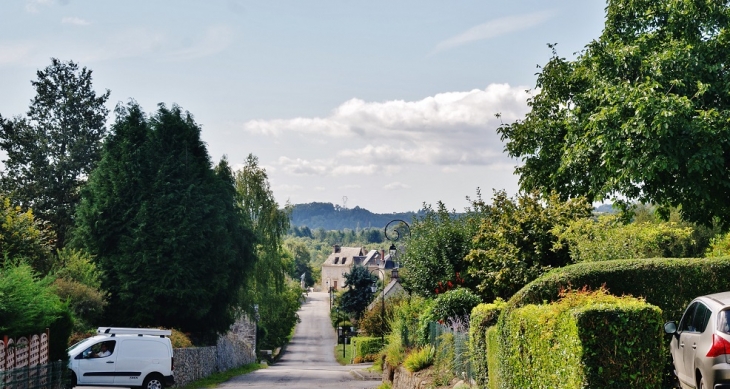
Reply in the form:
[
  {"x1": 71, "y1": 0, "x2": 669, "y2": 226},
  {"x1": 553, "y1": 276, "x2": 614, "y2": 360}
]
[
  {"x1": 482, "y1": 257, "x2": 730, "y2": 389},
  {"x1": 499, "y1": 290, "x2": 664, "y2": 388},
  {"x1": 486, "y1": 326, "x2": 500, "y2": 389},
  {"x1": 469, "y1": 300, "x2": 505, "y2": 388},
  {"x1": 352, "y1": 336, "x2": 384, "y2": 360},
  {"x1": 507, "y1": 257, "x2": 730, "y2": 321}
]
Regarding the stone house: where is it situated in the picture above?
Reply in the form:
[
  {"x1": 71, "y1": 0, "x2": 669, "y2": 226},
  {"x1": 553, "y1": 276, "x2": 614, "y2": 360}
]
[{"x1": 320, "y1": 245, "x2": 394, "y2": 291}]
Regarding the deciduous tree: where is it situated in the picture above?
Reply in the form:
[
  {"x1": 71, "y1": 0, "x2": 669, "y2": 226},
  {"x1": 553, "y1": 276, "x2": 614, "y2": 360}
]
[
  {"x1": 498, "y1": 1, "x2": 730, "y2": 225},
  {"x1": 0, "y1": 59, "x2": 110, "y2": 249},
  {"x1": 465, "y1": 191, "x2": 591, "y2": 301}
]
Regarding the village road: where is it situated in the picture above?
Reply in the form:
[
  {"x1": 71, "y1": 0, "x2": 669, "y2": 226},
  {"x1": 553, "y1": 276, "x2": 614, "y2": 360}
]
[{"x1": 217, "y1": 291, "x2": 380, "y2": 389}]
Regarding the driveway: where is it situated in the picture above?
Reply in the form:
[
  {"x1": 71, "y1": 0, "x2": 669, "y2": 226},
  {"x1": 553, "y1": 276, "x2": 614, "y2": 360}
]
[{"x1": 218, "y1": 291, "x2": 381, "y2": 389}]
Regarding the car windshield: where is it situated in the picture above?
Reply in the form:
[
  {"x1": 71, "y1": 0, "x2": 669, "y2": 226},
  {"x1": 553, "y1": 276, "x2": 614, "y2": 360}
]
[{"x1": 718, "y1": 309, "x2": 730, "y2": 334}]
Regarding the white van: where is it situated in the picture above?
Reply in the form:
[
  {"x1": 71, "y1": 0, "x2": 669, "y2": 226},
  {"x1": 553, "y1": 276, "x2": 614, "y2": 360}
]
[{"x1": 67, "y1": 327, "x2": 174, "y2": 389}]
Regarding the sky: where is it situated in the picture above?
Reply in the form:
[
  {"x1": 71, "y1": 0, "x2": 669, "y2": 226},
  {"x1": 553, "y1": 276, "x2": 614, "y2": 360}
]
[{"x1": 0, "y1": 0, "x2": 607, "y2": 213}]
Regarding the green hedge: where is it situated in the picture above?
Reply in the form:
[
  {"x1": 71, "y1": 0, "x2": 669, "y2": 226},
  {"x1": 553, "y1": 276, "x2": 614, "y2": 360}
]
[
  {"x1": 489, "y1": 257, "x2": 730, "y2": 389},
  {"x1": 353, "y1": 336, "x2": 384, "y2": 359},
  {"x1": 507, "y1": 257, "x2": 730, "y2": 321},
  {"x1": 469, "y1": 301, "x2": 505, "y2": 388},
  {"x1": 486, "y1": 326, "x2": 500, "y2": 389},
  {"x1": 499, "y1": 290, "x2": 664, "y2": 389}
]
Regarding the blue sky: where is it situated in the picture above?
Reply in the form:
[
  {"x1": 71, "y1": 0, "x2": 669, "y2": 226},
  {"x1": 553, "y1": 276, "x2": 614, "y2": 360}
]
[{"x1": 0, "y1": 0, "x2": 607, "y2": 213}]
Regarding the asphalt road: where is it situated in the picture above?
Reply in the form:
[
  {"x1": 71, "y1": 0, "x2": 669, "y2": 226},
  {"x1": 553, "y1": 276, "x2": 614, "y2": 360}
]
[{"x1": 218, "y1": 291, "x2": 381, "y2": 389}]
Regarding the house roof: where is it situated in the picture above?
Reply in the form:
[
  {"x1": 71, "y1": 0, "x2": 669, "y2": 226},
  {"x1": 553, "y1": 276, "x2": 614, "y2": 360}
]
[{"x1": 322, "y1": 246, "x2": 366, "y2": 266}]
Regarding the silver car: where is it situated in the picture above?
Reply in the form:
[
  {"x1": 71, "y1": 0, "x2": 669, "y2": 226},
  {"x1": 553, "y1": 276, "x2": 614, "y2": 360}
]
[{"x1": 665, "y1": 292, "x2": 730, "y2": 389}]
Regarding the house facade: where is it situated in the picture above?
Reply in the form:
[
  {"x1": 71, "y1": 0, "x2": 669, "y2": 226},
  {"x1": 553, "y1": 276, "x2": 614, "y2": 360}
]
[{"x1": 320, "y1": 245, "x2": 394, "y2": 291}]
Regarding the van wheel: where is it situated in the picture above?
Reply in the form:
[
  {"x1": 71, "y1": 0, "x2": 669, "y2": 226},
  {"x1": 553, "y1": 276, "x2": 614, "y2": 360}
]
[
  {"x1": 66, "y1": 372, "x2": 77, "y2": 389},
  {"x1": 143, "y1": 374, "x2": 164, "y2": 389}
]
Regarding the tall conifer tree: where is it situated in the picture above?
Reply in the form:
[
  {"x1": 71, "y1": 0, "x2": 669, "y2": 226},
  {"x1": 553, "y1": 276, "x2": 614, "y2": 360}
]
[{"x1": 73, "y1": 103, "x2": 255, "y2": 340}]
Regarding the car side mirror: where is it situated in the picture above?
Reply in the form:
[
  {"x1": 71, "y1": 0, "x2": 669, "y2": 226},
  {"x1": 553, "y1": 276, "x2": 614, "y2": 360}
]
[{"x1": 664, "y1": 321, "x2": 678, "y2": 335}]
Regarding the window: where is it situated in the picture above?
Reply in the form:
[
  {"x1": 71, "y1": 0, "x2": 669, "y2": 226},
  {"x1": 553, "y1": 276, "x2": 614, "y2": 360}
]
[
  {"x1": 342, "y1": 257, "x2": 347, "y2": 264},
  {"x1": 679, "y1": 302, "x2": 713, "y2": 333},
  {"x1": 679, "y1": 302, "x2": 699, "y2": 332},
  {"x1": 695, "y1": 303, "x2": 712, "y2": 333},
  {"x1": 334, "y1": 257, "x2": 339, "y2": 264},
  {"x1": 718, "y1": 310, "x2": 730, "y2": 334}
]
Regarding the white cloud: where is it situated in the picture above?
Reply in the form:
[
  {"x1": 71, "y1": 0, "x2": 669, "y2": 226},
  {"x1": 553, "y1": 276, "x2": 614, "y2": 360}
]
[
  {"x1": 431, "y1": 11, "x2": 556, "y2": 55},
  {"x1": 62, "y1": 17, "x2": 89, "y2": 26},
  {"x1": 246, "y1": 84, "x2": 532, "y2": 177},
  {"x1": 25, "y1": 0, "x2": 54, "y2": 13},
  {"x1": 383, "y1": 182, "x2": 411, "y2": 191}
]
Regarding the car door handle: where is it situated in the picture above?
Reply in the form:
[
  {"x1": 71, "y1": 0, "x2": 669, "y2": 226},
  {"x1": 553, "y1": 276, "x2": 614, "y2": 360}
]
[
  {"x1": 106, "y1": 361, "x2": 114, "y2": 364},
  {"x1": 692, "y1": 344, "x2": 697, "y2": 349},
  {"x1": 680, "y1": 342, "x2": 685, "y2": 347}
]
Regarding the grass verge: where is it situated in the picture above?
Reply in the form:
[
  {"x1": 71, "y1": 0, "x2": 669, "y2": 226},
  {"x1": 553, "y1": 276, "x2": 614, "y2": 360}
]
[
  {"x1": 334, "y1": 342, "x2": 355, "y2": 365},
  {"x1": 175, "y1": 363, "x2": 266, "y2": 389}
]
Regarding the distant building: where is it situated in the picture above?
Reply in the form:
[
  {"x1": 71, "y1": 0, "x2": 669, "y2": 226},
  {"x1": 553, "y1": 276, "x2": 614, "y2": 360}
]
[{"x1": 321, "y1": 245, "x2": 396, "y2": 291}]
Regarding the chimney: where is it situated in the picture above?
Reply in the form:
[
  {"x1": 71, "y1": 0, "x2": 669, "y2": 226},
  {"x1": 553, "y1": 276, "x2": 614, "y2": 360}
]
[
  {"x1": 334, "y1": 245, "x2": 341, "y2": 253},
  {"x1": 380, "y1": 249, "x2": 385, "y2": 266}
]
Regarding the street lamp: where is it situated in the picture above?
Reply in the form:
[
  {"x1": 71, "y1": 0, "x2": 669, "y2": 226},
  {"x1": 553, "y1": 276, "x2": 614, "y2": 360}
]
[
  {"x1": 384, "y1": 219, "x2": 410, "y2": 270},
  {"x1": 370, "y1": 268, "x2": 386, "y2": 344}
]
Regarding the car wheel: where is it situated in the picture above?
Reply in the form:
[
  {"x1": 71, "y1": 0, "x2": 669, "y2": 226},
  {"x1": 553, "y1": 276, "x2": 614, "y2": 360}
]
[
  {"x1": 699, "y1": 375, "x2": 707, "y2": 389},
  {"x1": 143, "y1": 374, "x2": 164, "y2": 389}
]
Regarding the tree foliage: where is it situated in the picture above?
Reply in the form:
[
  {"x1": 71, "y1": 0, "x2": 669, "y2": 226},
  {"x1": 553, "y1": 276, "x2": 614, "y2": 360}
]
[
  {"x1": 339, "y1": 264, "x2": 376, "y2": 321},
  {"x1": 464, "y1": 191, "x2": 592, "y2": 302},
  {"x1": 0, "y1": 193, "x2": 53, "y2": 273},
  {"x1": 400, "y1": 191, "x2": 489, "y2": 297},
  {"x1": 498, "y1": 1, "x2": 730, "y2": 226},
  {"x1": 286, "y1": 240, "x2": 315, "y2": 287},
  {"x1": 0, "y1": 59, "x2": 110, "y2": 249},
  {"x1": 0, "y1": 263, "x2": 66, "y2": 336},
  {"x1": 555, "y1": 214, "x2": 708, "y2": 262},
  {"x1": 73, "y1": 102, "x2": 255, "y2": 341},
  {"x1": 233, "y1": 154, "x2": 301, "y2": 349}
]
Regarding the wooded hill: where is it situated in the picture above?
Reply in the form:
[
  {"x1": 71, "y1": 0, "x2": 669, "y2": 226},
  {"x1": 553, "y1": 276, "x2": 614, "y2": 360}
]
[{"x1": 289, "y1": 202, "x2": 423, "y2": 230}]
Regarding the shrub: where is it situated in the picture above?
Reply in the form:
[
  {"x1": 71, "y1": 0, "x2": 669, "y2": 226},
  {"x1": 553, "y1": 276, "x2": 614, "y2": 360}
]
[
  {"x1": 499, "y1": 288, "x2": 663, "y2": 388},
  {"x1": 388, "y1": 296, "x2": 433, "y2": 348},
  {"x1": 469, "y1": 299, "x2": 505, "y2": 387},
  {"x1": 52, "y1": 277, "x2": 106, "y2": 331},
  {"x1": 431, "y1": 288, "x2": 481, "y2": 322},
  {"x1": 706, "y1": 232, "x2": 730, "y2": 257},
  {"x1": 359, "y1": 296, "x2": 399, "y2": 337},
  {"x1": 403, "y1": 345, "x2": 435, "y2": 372},
  {"x1": 170, "y1": 328, "x2": 193, "y2": 348},
  {"x1": 352, "y1": 336, "x2": 384, "y2": 360},
  {"x1": 554, "y1": 215, "x2": 702, "y2": 262},
  {"x1": 0, "y1": 263, "x2": 66, "y2": 336}
]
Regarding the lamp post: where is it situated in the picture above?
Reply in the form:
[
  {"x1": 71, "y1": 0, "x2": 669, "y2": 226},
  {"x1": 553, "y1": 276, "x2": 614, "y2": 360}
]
[
  {"x1": 384, "y1": 219, "x2": 410, "y2": 270},
  {"x1": 369, "y1": 268, "x2": 386, "y2": 344}
]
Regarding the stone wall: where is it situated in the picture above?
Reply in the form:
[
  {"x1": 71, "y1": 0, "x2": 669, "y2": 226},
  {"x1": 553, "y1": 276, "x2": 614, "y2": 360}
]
[{"x1": 172, "y1": 315, "x2": 257, "y2": 387}]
